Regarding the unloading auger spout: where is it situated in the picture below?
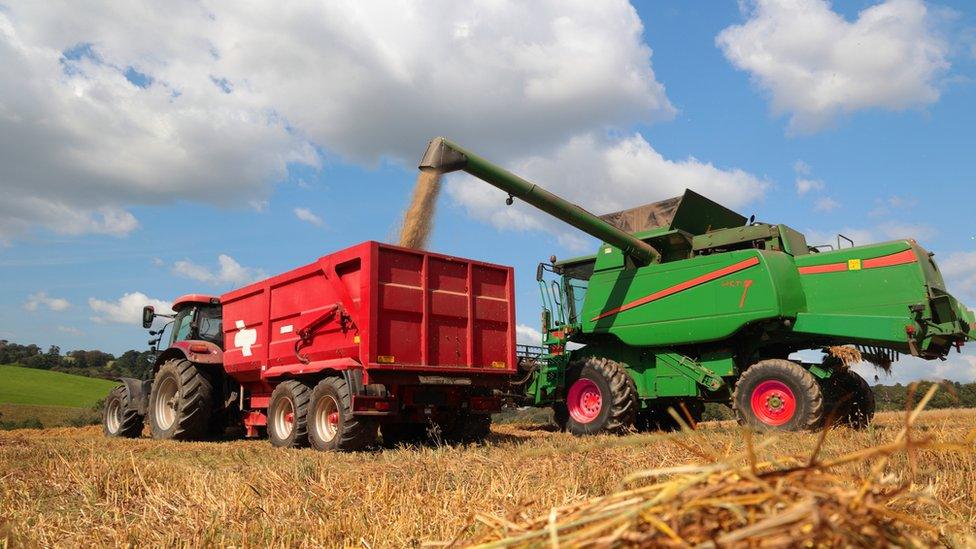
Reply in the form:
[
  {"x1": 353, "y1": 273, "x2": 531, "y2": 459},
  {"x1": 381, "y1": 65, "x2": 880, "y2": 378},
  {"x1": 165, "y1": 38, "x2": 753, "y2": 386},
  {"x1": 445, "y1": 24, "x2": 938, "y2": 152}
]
[{"x1": 419, "y1": 137, "x2": 660, "y2": 266}]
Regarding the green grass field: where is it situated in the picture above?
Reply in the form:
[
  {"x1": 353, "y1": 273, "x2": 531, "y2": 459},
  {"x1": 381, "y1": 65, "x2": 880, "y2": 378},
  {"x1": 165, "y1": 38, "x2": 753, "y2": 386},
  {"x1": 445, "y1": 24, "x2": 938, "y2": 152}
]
[{"x1": 0, "y1": 365, "x2": 116, "y2": 408}]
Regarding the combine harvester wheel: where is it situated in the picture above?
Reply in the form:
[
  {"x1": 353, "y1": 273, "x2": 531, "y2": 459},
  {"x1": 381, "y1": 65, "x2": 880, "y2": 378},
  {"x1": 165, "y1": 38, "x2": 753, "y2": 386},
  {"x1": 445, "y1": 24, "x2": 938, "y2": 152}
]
[
  {"x1": 558, "y1": 357, "x2": 637, "y2": 435},
  {"x1": 734, "y1": 359, "x2": 824, "y2": 431}
]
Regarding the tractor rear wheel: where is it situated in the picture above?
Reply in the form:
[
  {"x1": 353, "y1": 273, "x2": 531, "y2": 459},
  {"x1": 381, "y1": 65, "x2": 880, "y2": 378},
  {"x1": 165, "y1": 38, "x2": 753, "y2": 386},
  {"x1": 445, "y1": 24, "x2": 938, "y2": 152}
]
[
  {"x1": 307, "y1": 376, "x2": 377, "y2": 451},
  {"x1": 268, "y1": 380, "x2": 311, "y2": 448},
  {"x1": 562, "y1": 357, "x2": 637, "y2": 436},
  {"x1": 734, "y1": 359, "x2": 823, "y2": 431},
  {"x1": 148, "y1": 359, "x2": 214, "y2": 441},
  {"x1": 825, "y1": 370, "x2": 876, "y2": 429},
  {"x1": 103, "y1": 384, "x2": 144, "y2": 438}
]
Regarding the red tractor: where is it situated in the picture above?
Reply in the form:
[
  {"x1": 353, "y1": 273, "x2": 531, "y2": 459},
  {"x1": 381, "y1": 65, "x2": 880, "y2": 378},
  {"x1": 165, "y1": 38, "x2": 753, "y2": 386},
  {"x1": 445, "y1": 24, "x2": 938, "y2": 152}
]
[{"x1": 102, "y1": 241, "x2": 516, "y2": 450}]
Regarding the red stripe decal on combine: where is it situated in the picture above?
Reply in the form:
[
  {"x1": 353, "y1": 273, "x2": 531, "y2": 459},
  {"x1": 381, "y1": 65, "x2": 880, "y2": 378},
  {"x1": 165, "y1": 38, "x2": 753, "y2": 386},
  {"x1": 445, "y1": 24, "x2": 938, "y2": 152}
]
[
  {"x1": 862, "y1": 248, "x2": 917, "y2": 269},
  {"x1": 592, "y1": 256, "x2": 761, "y2": 321},
  {"x1": 798, "y1": 249, "x2": 918, "y2": 275}
]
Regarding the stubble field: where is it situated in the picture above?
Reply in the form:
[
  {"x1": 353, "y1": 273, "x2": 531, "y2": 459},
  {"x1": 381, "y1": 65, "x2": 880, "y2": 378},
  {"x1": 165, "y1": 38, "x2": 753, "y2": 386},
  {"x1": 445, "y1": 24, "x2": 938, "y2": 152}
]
[{"x1": 1, "y1": 406, "x2": 974, "y2": 547}]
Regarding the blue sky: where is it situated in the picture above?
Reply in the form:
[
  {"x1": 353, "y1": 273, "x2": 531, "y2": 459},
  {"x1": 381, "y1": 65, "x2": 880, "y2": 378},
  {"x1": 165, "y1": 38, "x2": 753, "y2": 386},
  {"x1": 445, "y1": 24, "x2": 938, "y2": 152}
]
[{"x1": 1, "y1": 0, "x2": 974, "y2": 383}]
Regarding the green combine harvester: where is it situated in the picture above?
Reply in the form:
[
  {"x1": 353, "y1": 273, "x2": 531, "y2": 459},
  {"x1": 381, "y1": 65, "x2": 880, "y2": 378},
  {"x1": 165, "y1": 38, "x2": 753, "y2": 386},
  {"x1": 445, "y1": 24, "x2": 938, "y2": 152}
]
[{"x1": 420, "y1": 137, "x2": 976, "y2": 433}]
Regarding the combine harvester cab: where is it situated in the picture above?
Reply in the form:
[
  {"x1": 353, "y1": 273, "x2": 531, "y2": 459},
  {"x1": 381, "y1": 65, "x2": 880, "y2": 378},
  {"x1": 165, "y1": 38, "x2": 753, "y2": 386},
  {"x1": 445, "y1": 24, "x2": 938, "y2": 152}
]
[
  {"x1": 104, "y1": 241, "x2": 516, "y2": 451},
  {"x1": 420, "y1": 136, "x2": 975, "y2": 435}
]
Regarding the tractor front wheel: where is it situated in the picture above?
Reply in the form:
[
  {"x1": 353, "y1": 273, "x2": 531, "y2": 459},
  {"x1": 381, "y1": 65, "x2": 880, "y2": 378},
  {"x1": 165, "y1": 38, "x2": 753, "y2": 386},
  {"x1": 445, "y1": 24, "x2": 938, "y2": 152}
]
[
  {"x1": 562, "y1": 357, "x2": 637, "y2": 436},
  {"x1": 307, "y1": 376, "x2": 377, "y2": 451},
  {"x1": 734, "y1": 359, "x2": 823, "y2": 431},
  {"x1": 103, "y1": 384, "x2": 144, "y2": 438}
]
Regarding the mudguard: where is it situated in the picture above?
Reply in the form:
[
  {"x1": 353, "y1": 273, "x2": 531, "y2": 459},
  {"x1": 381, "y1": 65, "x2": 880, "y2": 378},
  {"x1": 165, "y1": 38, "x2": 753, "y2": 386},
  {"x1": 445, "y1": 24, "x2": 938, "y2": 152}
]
[{"x1": 117, "y1": 377, "x2": 152, "y2": 415}]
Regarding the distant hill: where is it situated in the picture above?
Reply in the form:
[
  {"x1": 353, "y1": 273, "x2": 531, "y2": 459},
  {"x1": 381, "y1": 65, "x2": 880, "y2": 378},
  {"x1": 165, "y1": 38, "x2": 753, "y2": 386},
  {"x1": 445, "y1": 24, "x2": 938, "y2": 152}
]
[{"x1": 0, "y1": 364, "x2": 116, "y2": 408}]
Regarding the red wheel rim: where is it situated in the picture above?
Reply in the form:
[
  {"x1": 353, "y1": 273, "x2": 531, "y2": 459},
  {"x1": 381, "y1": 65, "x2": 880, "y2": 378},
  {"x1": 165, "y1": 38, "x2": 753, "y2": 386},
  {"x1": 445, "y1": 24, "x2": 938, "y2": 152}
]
[
  {"x1": 750, "y1": 380, "x2": 796, "y2": 426},
  {"x1": 567, "y1": 378, "x2": 602, "y2": 423}
]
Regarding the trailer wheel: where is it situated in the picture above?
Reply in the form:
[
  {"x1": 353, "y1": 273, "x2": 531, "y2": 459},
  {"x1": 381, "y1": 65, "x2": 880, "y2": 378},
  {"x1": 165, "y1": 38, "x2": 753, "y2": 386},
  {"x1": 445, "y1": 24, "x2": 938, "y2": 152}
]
[
  {"x1": 103, "y1": 384, "x2": 144, "y2": 438},
  {"x1": 268, "y1": 380, "x2": 311, "y2": 448},
  {"x1": 734, "y1": 359, "x2": 823, "y2": 431},
  {"x1": 563, "y1": 357, "x2": 637, "y2": 436},
  {"x1": 826, "y1": 370, "x2": 876, "y2": 429},
  {"x1": 308, "y1": 376, "x2": 377, "y2": 451},
  {"x1": 148, "y1": 358, "x2": 214, "y2": 441}
]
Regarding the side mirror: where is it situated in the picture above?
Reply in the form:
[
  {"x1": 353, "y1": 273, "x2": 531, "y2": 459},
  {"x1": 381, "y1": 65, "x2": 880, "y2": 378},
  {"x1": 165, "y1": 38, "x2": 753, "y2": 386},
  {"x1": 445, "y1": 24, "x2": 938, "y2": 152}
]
[
  {"x1": 536, "y1": 263, "x2": 545, "y2": 282},
  {"x1": 142, "y1": 306, "x2": 155, "y2": 329}
]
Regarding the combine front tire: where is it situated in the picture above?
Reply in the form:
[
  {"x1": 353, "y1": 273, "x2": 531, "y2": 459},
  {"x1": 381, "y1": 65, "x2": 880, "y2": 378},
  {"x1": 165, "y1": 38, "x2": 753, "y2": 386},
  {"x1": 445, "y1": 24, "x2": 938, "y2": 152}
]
[
  {"x1": 268, "y1": 380, "x2": 311, "y2": 448},
  {"x1": 103, "y1": 384, "x2": 144, "y2": 438},
  {"x1": 308, "y1": 376, "x2": 377, "y2": 451},
  {"x1": 734, "y1": 359, "x2": 823, "y2": 431},
  {"x1": 148, "y1": 359, "x2": 214, "y2": 441},
  {"x1": 562, "y1": 357, "x2": 637, "y2": 436}
]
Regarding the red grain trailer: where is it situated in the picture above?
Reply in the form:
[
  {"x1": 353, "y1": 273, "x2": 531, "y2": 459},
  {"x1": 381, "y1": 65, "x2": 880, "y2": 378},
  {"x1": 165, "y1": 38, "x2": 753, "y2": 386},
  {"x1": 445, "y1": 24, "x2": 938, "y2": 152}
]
[{"x1": 105, "y1": 241, "x2": 517, "y2": 451}]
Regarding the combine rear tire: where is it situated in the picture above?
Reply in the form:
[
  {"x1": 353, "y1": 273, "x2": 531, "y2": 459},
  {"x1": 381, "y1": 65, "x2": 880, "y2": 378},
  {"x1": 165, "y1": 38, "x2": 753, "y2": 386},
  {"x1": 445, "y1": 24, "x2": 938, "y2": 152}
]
[
  {"x1": 148, "y1": 359, "x2": 214, "y2": 441},
  {"x1": 103, "y1": 384, "x2": 144, "y2": 438},
  {"x1": 734, "y1": 359, "x2": 823, "y2": 431},
  {"x1": 562, "y1": 357, "x2": 637, "y2": 436},
  {"x1": 268, "y1": 380, "x2": 311, "y2": 448},
  {"x1": 308, "y1": 376, "x2": 377, "y2": 451},
  {"x1": 826, "y1": 370, "x2": 876, "y2": 429}
]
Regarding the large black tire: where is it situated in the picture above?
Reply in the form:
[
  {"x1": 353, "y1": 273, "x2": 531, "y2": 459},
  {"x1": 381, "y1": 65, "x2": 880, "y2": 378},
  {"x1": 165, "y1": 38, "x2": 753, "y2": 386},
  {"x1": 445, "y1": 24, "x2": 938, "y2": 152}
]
[
  {"x1": 562, "y1": 357, "x2": 637, "y2": 436},
  {"x1": 148, "y1": 359, "x2": 214, "y2": 441},
  {"x1": 636, "y1": 400, "x2": 704, "y2": 432},
  {"x1": 441, "y1": 413, "x2": 491, "y2": 444},
  {"x1": 734, "y1": 359, "x2": 824, "y2": 431},
  {"x1": 268, "y1": 380, "x2": 311, "y2": 448},
  {"x1": 307, "y1": 376, "x2": 377, "y2": 451},
  {"x1": 103, "y1": 384, "x2": 144, "y2": 438},
  {"x1": 824, "y1": 369, "x2": 876, "y2": 429}
]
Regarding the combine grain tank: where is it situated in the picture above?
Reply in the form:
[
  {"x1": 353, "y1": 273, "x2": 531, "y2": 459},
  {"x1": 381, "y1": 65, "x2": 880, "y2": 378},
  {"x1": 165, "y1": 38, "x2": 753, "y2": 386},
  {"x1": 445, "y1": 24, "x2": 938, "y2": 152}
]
[{"x1": 103, "y1": 241, "x2": 516, "y2": 451}]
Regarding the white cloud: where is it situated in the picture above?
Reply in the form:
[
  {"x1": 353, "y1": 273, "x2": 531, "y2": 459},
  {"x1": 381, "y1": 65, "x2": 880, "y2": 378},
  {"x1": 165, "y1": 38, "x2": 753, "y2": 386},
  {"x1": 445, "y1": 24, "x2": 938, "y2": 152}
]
[
  {"x1": 516, "y1": 324, "x2": 543, "y2": 346},
  {"x1": 88, "y1": 292, "x2": 172, "y2": 325},
  {"x1": 717, "y1": 0, "x2": 949, "y2": 132},
  {"x1": 877, "y1": 222, "x2": 936, "y2": 241},
  {"x1": 23, "y1": 291, "x2": 70, "y2": 312},
  {"x1": 793, "y1": 160, "x2": 811, "y2": 176},
  {"x1": 446, "y1": 133, "x2": 768, "y2": 249},
  {"x1": 854, "y1": 351, "x2": 976, "y2": 385},
  {"x1": 172, "y1": 254, "x2": 266, "y2": 287},
  {"x1": 796, "y1": 179, "x2": 825, "y2": 196},
  {"x1": 294, "y1": 207, "x2": 323, "y2": 226},
  {"x1": 813, "y1": 196, "x2": 840, "y2": 213},
  {"x1": 0, "y1": 1, "x2": 672, "y2": 242},
  {"x1": 941, "y1": 251, "x2": 976, "y2": 301}
]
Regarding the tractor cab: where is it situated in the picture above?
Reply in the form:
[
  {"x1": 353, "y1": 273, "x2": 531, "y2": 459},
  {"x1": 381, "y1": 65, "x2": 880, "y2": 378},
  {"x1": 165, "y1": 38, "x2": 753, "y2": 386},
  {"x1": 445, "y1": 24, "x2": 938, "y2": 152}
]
[{"x1": 142, "y1": 294, "x2": 223, "y2": 354}]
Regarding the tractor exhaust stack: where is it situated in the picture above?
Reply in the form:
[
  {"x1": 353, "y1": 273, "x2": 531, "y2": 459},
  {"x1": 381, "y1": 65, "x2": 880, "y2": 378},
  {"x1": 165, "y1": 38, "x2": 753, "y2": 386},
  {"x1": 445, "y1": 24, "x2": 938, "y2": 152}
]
[{"x1": 419, "y1": 137, "x2": 660, "y2": 266}]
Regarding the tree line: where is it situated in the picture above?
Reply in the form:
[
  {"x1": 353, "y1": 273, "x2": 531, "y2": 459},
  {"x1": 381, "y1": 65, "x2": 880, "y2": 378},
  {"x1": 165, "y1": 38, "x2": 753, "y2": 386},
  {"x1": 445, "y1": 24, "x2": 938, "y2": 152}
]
[{"x1": 0, "y1": 339, "x2": 155, "y2": 381}]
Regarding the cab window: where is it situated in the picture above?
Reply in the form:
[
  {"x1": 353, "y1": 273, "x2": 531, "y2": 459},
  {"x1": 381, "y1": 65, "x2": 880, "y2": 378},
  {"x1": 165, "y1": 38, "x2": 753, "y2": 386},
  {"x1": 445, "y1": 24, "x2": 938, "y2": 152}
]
[
  {"x1": 196, "y1": 306, "x2": 223, "y2": 344},
  {"x1": 171, "y1": 309, "x2": 194, "y2": 345}
]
